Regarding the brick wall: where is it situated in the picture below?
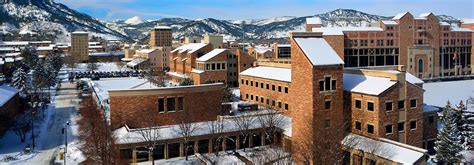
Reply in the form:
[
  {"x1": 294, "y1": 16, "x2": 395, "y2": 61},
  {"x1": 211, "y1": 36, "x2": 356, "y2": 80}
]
[{"x1": 109, "y1": 85, "x2": 223, "y2": 129}]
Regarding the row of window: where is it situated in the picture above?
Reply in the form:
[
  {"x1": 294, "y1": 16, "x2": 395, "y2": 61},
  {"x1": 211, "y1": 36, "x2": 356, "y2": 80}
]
[
  {"x1": 241, "y1": 79, "x2": 289, "y2": 93},
  {"x1": 243, "y1": 93, "x2": 289, "y2": 110},
  {"x1": 355, "y1": 120, "x2": 417, "y2": 134},
  {"x1": 158, "y1": 97, "x2": 184, "y2": 113},
  {"x1": 319, "y1": 77, "x2": 336, "y2": 92},
  {"x1": 441, "y1": 39, "x2": 472, "y2": 46},
  {"x1": 346, "y1": 39, "x2": 397, "y2": 47},
  {"x1": 354, "y1": 99, "x2": 417, "y2": 111}
]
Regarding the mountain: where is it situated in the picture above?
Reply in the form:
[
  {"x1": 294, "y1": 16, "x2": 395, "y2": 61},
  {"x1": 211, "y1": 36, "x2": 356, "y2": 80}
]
[
  {"x1": 124, "y1": 16, "x2": 147, "y2": 25},
  {"x1": 0, "y1": 0, "x2": 129, "y2": 42}
]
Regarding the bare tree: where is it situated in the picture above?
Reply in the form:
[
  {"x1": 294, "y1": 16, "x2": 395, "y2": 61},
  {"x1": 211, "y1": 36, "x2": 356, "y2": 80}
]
[
  {"x1": 62, "y1": 55, "x2": 80, "y2": 72},
  {"x1": 77, "y1": 95, "x2": 122, "y2": 164},
  {"x1": 115, "y1": 61, "x2": 127, "y2": 72},
  {"x1": 86, "y1": 62, "x2": 99, "y2": 72},
  {"x1": 207, "y1": 117, "x2": 225, "y2": 156},
  {"x1": 135, "y1": 108, "x2": 162, "y2": 165},
  {"x1": 174, "y1": 111, "x2": 198, "y2": 161},
  {"x1": 231, "y1": 112, "x2": 256, "y2": 151},
  {"x1": 11, "y1": 114, "x2": 32, "y2": 143}
]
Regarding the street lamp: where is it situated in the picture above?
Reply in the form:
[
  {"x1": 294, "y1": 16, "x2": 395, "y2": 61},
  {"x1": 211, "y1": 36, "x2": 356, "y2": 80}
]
[{"x1": 62, "y1": 121, "x2": 70, "y2": 165}]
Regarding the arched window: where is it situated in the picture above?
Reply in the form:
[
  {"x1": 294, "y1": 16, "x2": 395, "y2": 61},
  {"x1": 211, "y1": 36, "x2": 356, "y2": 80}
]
[{"x1": 418, "y1": 59, "x2": 424, "y2": 74}]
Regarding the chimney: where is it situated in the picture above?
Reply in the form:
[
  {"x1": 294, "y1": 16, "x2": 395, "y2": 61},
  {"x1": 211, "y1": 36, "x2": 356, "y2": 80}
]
[{"x1": 306, "y1": 17, "x2": 322, "y2": 32}]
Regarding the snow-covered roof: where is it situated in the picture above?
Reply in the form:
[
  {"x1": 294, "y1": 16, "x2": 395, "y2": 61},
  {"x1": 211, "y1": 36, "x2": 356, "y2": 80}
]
[
  {"x1": 171, "y1": 43, "x2": 208, "y2": 54},
  {"x1": 197, "y1": 49, "x2": 226, "y2": 61},
  {"x1": 72, "y1": 31, "x2": 88, "y2": 34},
  {"x1": 312, "y1": 28, "x2": 344, "y2": 35},
  {"x1": 191, "y1": 69, "x2": 205, "y2": 74},
  {"x1": 306, "y1": 17, "x2": 322, "y2": 24},
  {"x1": 88, "y1": 42, "x2": 101, "y2": 45},
  {"x1": 293, "y1": 37, "x2": 344, "y2": 66},
  {"x1": 5, "y1": 58, "x2": 14, "y2": 63},
  {"x1": 154, "y1": 26, "x2": 172, "y2": 30},
  {"x1": 89, "y1": 45, "x2": 103, "y2": 49},
  {"x1": 423, "y1": 104, "x2": 439, "y2": 113},
  {"x1": 30, "y1": 41, "x2": 52, "y2": 44},
  {"x1": 0, "y1": 85, "x2": 18, "y2": 107},
  {"x1": 136, "y1": 49, "x2": 157, "y2": 54},
  {"x1": 440, "y1": 22, "x2": 450, "y2": 26},
  {"x1": 343, "y1": 133, "x2": 426, "y2": 164},
  {"x1": 167, "y1": 72, "x2": 189, "y2": 79},
  {"x1": 91, "y1": 78, "x2": 161, "y2": 107},
  {"x1": 114, "y1": 111, "x2": 291, "y2": 144},
  {"x1": 451, "y1": 28, "x2": 472, "y2": 32},
  {"x1": 0, "y1": 47, "x2": 17, "y2": 51},
  {"x1": 277, "y1": 44, "x2": 290, "y2": 47},
  {"x1": 254, "y1": 46, "x2": 273, "y2": 54},
  {"x1": 392, "y1": 12, "x2": 409, "y2": 20},
  {"x1": 0, "y1": 41, "x2": 29, "y2": 46},
  {"x1": 419, "y1": 13, "x2": 432, "y2": 18},
  {"x1": 36, "y1": 46, "x2": 54, "y2": 51},
  {"x1": 126, "y1": 58, "x2": 148, "y2": 67},
  {"x1": 343, "y1": 73, "x2": 397, "y2": 95},
  {"x1": 0, "y1": 52, "x2": 21, "y2": 57},
  {"x1": 461, "y1": 18, "x2": 474, "y2": 24},
  {"x1": 240, "y1": 66, "x2": 291, "y2": 82},
  {"x1": 405, "y1": 73, "x2": 424, "y2": 84},
  {"x1": 382, "y1": 20, "x2": 398, "y2": 25},
  {"x1": 89, "y1": 52, "x2": 124, "y2": 57},
  {"x1": 312, "y1": 27, "x2": 384, "y2": 35}
]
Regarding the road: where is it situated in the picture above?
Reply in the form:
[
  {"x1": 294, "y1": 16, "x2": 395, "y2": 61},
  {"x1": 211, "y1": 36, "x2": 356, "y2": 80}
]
[{"x1": 23, "y1": 82, "x2": 81, "y2": 164}]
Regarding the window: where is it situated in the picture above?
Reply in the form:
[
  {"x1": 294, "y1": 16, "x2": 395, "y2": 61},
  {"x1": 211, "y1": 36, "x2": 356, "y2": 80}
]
[
  {"x1": 178, "y1": 97, "x2": 184, "y2": 111},
  {"x1": 367, "y1": 124, "x2": 374, "y2": 134},
  {"x1": 355, "y1": 121, "x2": 362, "y2": 130},
  {"x1": 386, "y1": 125, "x2": 393, "y2": 134},
  {"x1": 167, "y1": 97, "x2": 175, "y2": 112},
  {"x1": 398, "y1": 122, "x2": 405, "y2": 132},
  {"x1": 325, "y1": 77, "x2": 330, "y2": 90},
  {"x1": 272, "y1": 85, "x2": 275, "y2": 91},
  {"x1": 241, "y1": 79, "x2": 244, "y2": 84},
  {"x1": 246, "y1": 94, "x2": 248, "y2": 99},
  {"x1": 158, "y1": 98, "x2": 165, "y2": 112},
  {"x1": 398, "y1": 100, "x2": 404, "y2": 110},
  {"x1": 260, "y1": 83, "x2": 264, "y2": 88},
  {"x1": 367, "y1": 102, "x2": 374, "y2": 111},
  {"x1": 250, "y1": 95, "x2": 253, "y2": 100},
  {"x1": 285, "y1": 103, "x2": 288, "y2": 110},
  {"x1": 325, "y1": 120, "x2": 331, "y2": 128},
  {"x1": 284, "y1": 87, "x2": 288, "y2": 93},
  {"x1": 272, "y1": 100, "x2": 275, "y2": 106},
  {"x1": 331, "y1": 80, "x2": 336, "y2": 90},
  {"x1": 255, "y1": 96, "x2": 259, "y2": 102},
  {"x1": 428, "y1": 116, "x2": 434, "y2": 124},
  {"x1": 319, "y1": 81, "x2": 324, "y2": 91},
  {"x1": 355, "y1": 100, "x2": 362, "y2": 109},
  {"x1": 266, "y1": 99, "x2": 270, "y2": 105},
  {"x1": 278, "y1": 101, "x2": 282, "y2": 108},
  {"x1": 410, "y1": 99, "x2": 417, "y2": 108},
  {"x1": 278, "y1": 86, "x2": 282, "y2": 92},
  {"x1": 266, "y1": 84, "x2": 269, "y2": 89},
  {"x1": 410, "y1": 121, "x2": 417, "y2": 130},
  {"x1": 261, "y1": 97, "x2": 264, "y2": 103},
  {"x1": 325, "y1": 101, "x2": 331, "y2": 110},
  {"x1": 250, "y1": 81, "x2": 253, "y2": 86},
  {"x1": 386, "y1": 102, "x2": 393, "y2": 112},
  {"x1": 245, "y1": 80, "x2": 248, "y2": 85}
]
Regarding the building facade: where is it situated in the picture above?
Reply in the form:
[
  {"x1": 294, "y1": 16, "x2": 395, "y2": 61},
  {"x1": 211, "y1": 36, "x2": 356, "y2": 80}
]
[
  {"x1": 70, "y1": 31, "x2": 89, "y2": 61},
  {"x1": 310, "y1": 12, "x2": 473, "y2": 80},
  {"x1": 149, "y1": 26, "x2": 172, "y2": 48}
]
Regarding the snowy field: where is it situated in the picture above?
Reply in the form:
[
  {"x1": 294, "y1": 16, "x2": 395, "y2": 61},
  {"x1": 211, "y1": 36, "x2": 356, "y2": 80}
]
[
  {"x1": 423, "y1": 79, "x2": 474, "y2": 110},
  {"x1": 64, "y1": 62, "x2": 130, "y2": 72}
]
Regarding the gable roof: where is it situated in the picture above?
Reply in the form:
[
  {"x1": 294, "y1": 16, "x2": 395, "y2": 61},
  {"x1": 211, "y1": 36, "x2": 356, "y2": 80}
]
[
  {"x1": 343, "y1": 73, "x2": 397, "y2": 95},
  {"x1": 0, "y1": 85, "x2": 18, "y2": 107},
  {"x1": 293, "y1": 37, "x2": 344, "y2": 66},
  {"x1": 392, "y1": 12, "x2": 409, "y2": 20},
  {"x1": 419, "y1": 12, "x2": 433, "y2": 18},
  {"x1": 240, "y1": 66, "x2": 291, "y2": 82},
  {"x1": 171, "y1": 43, "x2": 208, "y2": 54},
  {"x1": 197, "y1": 49, "x2": 226, "y2": 62}
]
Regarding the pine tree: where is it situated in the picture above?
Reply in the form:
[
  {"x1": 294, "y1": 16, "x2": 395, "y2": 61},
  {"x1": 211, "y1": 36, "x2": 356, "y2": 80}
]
[
  {"x1": 12, "y1": 67, "x2": 29, "y2": 97},
  {"x1": 455, "y1": 101, "x2": 473, "y2": 149},
  {"x1": 435, "y1": 102, "x2": 464, "y2": 163}
]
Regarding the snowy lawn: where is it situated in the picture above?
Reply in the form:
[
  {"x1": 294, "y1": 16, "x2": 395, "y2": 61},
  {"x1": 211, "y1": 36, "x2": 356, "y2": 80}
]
[
  {"x1": 137, "y1": 155, "x2": 201, "y2": 165},
  {"x1": 423, "y1": 79, "x2": 474, "y2": 110},
  {"x1": 0, "y1": 99, "x2": 55, "y2": 163},
  {"x1": 63, "y1": 62, "x2": 130, "y2": 72}
]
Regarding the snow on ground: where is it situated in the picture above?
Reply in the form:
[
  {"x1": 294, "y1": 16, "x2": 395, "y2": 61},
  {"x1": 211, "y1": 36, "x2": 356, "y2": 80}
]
[
  {"x1": 423, "y1": 79, "x2": 474, "y2": 110},
  {"x1": 0, "y1": 91, "x2": 55, "y2": 163},
  {"x1": 237, "y1": 146, "x2": 292, "y2": 164},
  {"x1": 203, "y1": 151, "x2": 245, "y2": 165},
  {"x1": 65, "y1": 62, "x2": 130, "y2": 72}
]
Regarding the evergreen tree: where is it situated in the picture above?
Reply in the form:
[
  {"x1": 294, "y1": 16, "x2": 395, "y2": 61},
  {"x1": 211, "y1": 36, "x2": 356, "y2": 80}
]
[
  {"x1": 435, "y1": 102, "x2": 464, "y2": 163},
  {"x1": 12, "y1": 67, "x2": 29, "y2": 97},
  {"x1": 179, "y1": 78, "x2": 194, "y2": 86},
  {"x1": 32, "y1": 61, "x2": 48, "y2": 90},
  {"x1": 20, "y1": 48, "x2": 38, "y2": 72},
  {"x1": 455, "y1": 101, "x2": 473, "y2": 149}
]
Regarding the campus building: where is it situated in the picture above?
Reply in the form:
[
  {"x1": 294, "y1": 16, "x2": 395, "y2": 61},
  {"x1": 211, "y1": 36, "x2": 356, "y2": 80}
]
[
  {"x1": 70, "y1": 31, "x2": 89, "y2": 61},
  {"x1": 308, "y1": 12, "x2": 473, "y2": 80},
  {"x1": 149, "y1": 26, "x2": 172, "y2": 48}
]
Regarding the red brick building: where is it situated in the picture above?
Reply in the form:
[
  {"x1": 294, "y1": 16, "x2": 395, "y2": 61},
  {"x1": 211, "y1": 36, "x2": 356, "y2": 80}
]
[
  {"x1": 0, "y1": 85, "x2": 19, "y2": 136},
  {"x1": 309, "y1": 12, "x2": 473, "y2": 80}
]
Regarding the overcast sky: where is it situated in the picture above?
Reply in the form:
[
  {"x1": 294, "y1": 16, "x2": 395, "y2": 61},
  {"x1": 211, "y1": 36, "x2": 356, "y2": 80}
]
[{"x1": 55, "y1": 0, "x2": 474, "y2": 21}]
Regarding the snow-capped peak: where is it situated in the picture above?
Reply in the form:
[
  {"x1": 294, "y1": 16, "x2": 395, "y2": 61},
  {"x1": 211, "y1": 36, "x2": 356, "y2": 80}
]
[{"x1": 124, "y1": 16, "x2": 147, "y2": 25}]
